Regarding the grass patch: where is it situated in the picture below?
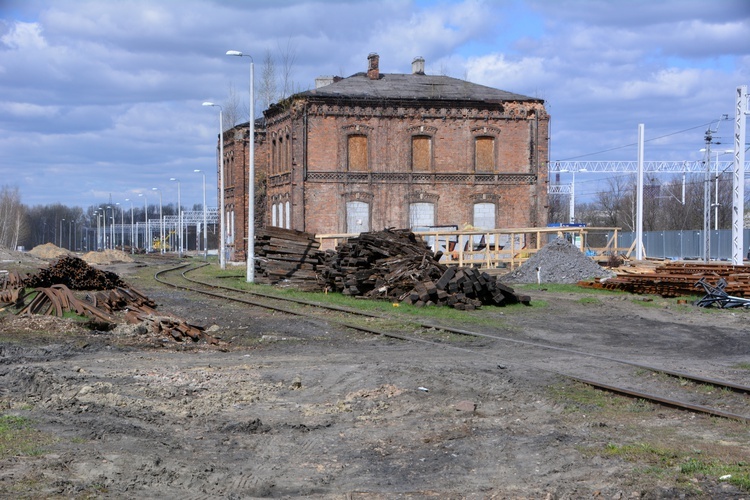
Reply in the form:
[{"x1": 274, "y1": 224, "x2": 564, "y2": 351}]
[
  {"x1": 603, "y1": 442, "x2": 750, "y2": 491},
  {"x1": 183, "y1": 261, "x2": 517, "y2": 329},
  {"x1": 733, "y1": 362, "x2": 750, "y2": 371},
  {"x1": 547, "y1": 382, "x2": 632, "y2": 414},
  {"x1": 578, "y1": 297, "x2": 601, "y2": 305},
  {"x1": 549, "y1": 381, "x2": 750, "y2": 493},
  {"x1": 0, "y1": 415, "x2": 55, "y2": 458}
]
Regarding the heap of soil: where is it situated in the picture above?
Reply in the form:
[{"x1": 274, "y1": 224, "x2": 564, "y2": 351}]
[
  {"x1": 500, "y1": 237, "x2": 614, "y2": 284},
  {"x1": 27, "y1": 243, "x2": 72, "y2": 260},
  {"x1": 82, "y1": 249, "x2": 134, "y2": 265}
]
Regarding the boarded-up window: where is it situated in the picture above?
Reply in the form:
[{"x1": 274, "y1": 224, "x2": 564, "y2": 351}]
[
  {"x1": 409, "y1": 202, "x2": 435, "y2": 228},
  {"x1": 411, "y1": 135, "x2": 431, "y2": 171},
  {"x1": 473, "y1": 203, "x2": 495, "y2": 229},
  {"x1": 475, "y1": 136, "x2": 495, "y2": 172},
  {"x1": 347, "y1": 135, "x2": 368, "y2": 171},
  {"x1": 346, "y1": 201, "x2": 369, "y2": 234}
]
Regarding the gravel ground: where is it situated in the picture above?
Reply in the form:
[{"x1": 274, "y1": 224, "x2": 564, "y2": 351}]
[{"x1": 0, "y1": 256, "x2": 749, "y2": 498}]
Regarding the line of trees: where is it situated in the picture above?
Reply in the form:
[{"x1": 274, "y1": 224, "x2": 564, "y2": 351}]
[
  {"x1": 551, "y1": 172, "x2": 740, "y2": 232},
  {"x1": 0, "y1": 186, "x2": 210, "y2": 252}
]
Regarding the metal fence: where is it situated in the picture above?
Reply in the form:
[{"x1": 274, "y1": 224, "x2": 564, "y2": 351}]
[{"x1": 615, "y1": 229, "x2": 750, "y2": 261}]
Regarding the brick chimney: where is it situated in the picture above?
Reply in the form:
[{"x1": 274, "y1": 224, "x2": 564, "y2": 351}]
[
  {"x1": 412, "y1": 56, "x2": 425, "y2": 75},
  {"x1": 367, "y1": 53, "x2": 379, "y2": 80}
]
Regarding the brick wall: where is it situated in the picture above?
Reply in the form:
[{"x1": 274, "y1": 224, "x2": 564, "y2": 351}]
[{"x1": 264, "y1": 100, "x2": 549, "y2": 236}]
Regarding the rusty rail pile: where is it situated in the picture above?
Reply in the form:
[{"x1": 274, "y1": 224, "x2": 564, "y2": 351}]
[
  {"x1": 2, "y1": 257, "x2": 219, "y2": 344},
  {"x1": 254, "y1": 227, "x2": 325, "y2": 291},
  {"x1": 23, "y1": 255, "x2": 126, "y2": 290},
  {"x1": 579, "y1": 261, "x2": 750, "y2": 298},
  {"x1": 320, "y1": 228, "x2": 528, "y2": 309}
]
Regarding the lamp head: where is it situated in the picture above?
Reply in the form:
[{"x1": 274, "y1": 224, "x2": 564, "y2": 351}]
[
  {"x1": 226, "y1": 50, "x2": 242, "y2": 57},
  {"x1": 194, "y1": 169, "x2": 201, "y2": 173},
  {"x1": 202, "y1": 101, "x2": 215, "y2": 107},
  {"x1": 170, "y1": 177, "x2": 177, "y2": 181}
]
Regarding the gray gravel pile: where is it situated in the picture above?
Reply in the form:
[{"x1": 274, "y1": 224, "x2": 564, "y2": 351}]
[{"x1": 500, "y1": 237, "x2": 615, "y2": 284}]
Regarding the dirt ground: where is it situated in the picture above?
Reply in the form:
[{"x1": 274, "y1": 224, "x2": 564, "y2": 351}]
[{"x1": 1, "y1": 256, "x2": 749, "y2": 498}]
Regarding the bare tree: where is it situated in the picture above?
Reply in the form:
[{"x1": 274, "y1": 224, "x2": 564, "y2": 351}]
[
  {"x1": 222, "y1": 82, "x2": 244, "y2": 130},
  {"x1": 278, "y1": 37, "x2": 298, "y2": 100},
  {"x1": 259, "y1": 49, "x2": 278, "y2": 113},
  {"x1": 595, "y1": 174, "x2": 633, "y2": 229},
  {"x1": 0, "y1": 185, "x2": 26, "y2": 250}
]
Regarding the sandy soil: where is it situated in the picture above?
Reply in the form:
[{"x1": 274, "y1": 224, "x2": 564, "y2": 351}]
[{"x1": 0, "y1": 258, "x2": 748, "y2": 498}]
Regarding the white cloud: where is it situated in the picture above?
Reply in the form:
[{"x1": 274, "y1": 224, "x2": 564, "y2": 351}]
[{"x1": 0, "y1": 20, "x2": 46, "y2": 49}]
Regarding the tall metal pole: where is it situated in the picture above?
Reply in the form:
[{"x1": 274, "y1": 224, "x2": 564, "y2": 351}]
[
  {"x1": 116, "y1": 202, "x2": 123, "y2": 249},
  {"x1": 227, "y1": 50, "x2": 255, "y2": 282},
  {"x1": 126, "y1": 199, "x2": 134, "y2": 253},
  {"x1": 152, "y1": 188, "x2": 163, "y2": 253},
  {"x1": 195, "y1": 169, "x2": 208, "y2": 260},
  {"x1": 59, "y1": 218, "x2": 64, "y2": 248},
  {"x1": 569, "y1": 171, "x2": 575, "y2": 223},
  {"x1": 103, "y1": 209, "x2": 108, "y2": 249},
  {"x1": 170, "y1": 178, "x2": 182, "y2": 256},
  {"x1": 635, "y1": 124, "x2": 644, "y2": 261},
  {"x1": 203, "y1": 102, "x2": 225, "y2": 269},
  {"x1": 703, "y1": 129, "x2": 713, "y2": 262},
  {"x1": 733, "y1": 85, "x2": 748, "y2": 265},
  {"x1": 139, "y1": 193, "x2": 148, "y2": 252}
]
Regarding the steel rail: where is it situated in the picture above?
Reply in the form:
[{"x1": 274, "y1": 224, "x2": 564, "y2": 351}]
[
  {"x1": 153, "y1": 263, "x2": 750, "y2": 421},
  {"x1": 174, "y1": 263, "x2": 750, "y2": 396}
]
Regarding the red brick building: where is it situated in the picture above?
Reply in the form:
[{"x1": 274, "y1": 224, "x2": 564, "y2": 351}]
[{"x1": 220, "y1": 53, "x2": 549, "y2": 261}]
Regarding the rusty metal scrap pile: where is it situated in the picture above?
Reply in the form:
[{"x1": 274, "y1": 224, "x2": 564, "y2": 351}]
[
  {"x1": 1, "y1": 256, "x2": 218, "y2": 344},
  {"x1": 578, "y1": 261, "x2": 750, "y2": 298}
]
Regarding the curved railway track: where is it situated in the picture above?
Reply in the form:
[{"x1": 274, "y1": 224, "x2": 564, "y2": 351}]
[{"x1": 154, "y1": 262, "x2": 750, "y2": 422}]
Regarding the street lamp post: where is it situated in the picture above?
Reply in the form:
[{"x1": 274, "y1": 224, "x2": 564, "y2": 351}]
[
  {"x1": 138, "y1": 193, "x2": 148, "y2": 252},
  {"x1": 203, "y1": 102, "x2": 226, "y2": 269},
  {"x1": 152, "y1": 188, "x2": 164, "y2": 253},
  {"x1": 60, "y1": 218, "x2": 65, "y2": 248},
  {"x1": 94, "y1": 211, "x2": 99, "y2": 250},
  {"x1": 227, "y1": 49, "x2": 255, "y2": 282},
  {"x1": 194, "y1": 169, "x2": 208, "y2": 260},
  {"x1": 116, "y1": 202, "x2": 124, "y2": 249},
  {"x1": 126, "y1": 198, "x2": 134, "y2": 253},
  {"x1": 104, "y1": 208, "x2": 109, "y2": 249},
  {"x1": 170, "y1": 177, "x2": 182, "y2": 256}
]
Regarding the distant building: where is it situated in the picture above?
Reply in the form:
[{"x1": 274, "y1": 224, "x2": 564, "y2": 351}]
[{"x1": 218, "y1": 53, "x2": 550, "y2": 261}]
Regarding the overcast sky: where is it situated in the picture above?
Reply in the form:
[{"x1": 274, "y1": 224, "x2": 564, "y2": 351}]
[{"x1": 1, "y1": 0, "x2": 748, "y2": 210}]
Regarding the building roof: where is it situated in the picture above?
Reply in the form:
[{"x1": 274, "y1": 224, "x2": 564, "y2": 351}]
[{"x1": 299, "y1": 72, "x2": 542, "y2": 104}]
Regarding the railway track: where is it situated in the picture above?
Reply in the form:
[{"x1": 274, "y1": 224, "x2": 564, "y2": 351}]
[{"x1": 154, "y1": 262, "x2": 750, "y2": 422}]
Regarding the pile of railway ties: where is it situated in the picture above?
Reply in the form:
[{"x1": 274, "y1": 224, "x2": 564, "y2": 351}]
[
  {"x1": 579, "y1": 261, "x2": 750, "y2": 308},
  {"x1": 0, "y1": 256, "x2": 219, "y2": 344}
]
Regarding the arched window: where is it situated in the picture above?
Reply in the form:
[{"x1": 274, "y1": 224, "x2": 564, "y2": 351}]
[
  {"x1": 271, "y1": 202, "x2": 277, "y2": 227},
  {"x1": 409, "y1": 202, "x2": 435, "y2": 229},
  {"x1": 285, "y1": 200, "x2": 290, "y2": 229},
  {"x1": 346, "y1": 201, "x2": 370, "y2": 234},
  {"x1": 347, "y1": 134, "x2": 368, "y2": 171},
  {"x1": 411, "y1": 135, "x2": 432, "y2": 171},
  {"x1": 475, "y1": 136, "x2": 496, "y2": 172},
  {"x1": 473, "y1": 202, "x2": 495, "y2": 229}
]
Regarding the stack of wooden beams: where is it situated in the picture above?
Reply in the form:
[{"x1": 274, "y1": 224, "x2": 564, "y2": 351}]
[
  {"x1": 321, "y1": 228, "x2": 528, "y2": 309},
  {"x1": 321, "y1": 228, "x2": 444, "y2": 299},
  {"x1": 402, "y1": 266, "x2": 530, "y2": 310},
  {"x1": 254, "y1": 227, "x2": 325, "y2": 291},
  {"x1": 578, "y1": 261, "x2": 750, "y2": 298}
]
